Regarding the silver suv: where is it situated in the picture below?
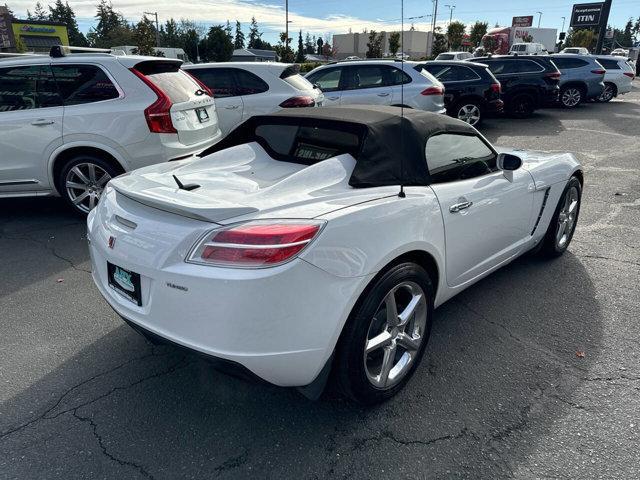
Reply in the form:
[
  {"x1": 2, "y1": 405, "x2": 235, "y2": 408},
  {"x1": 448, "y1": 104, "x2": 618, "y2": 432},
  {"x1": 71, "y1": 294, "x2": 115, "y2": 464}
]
[
  {"x1": 551, "y1": 54, "x2": 606, "y2": 108},
  {"x1": 305, "y1": 60, "x2": 445, "y2": 113}
]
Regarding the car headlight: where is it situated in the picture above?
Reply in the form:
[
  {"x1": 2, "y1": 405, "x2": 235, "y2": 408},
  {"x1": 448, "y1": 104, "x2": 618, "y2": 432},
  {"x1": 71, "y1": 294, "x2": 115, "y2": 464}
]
[{"x1": 186, "y1": 219, "x2": 326, "y2": 268}]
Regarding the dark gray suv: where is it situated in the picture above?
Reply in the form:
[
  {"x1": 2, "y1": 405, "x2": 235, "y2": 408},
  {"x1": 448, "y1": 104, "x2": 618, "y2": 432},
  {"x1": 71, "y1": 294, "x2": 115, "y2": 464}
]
[{"x1": 551, "y1": 54, "x2": 605, "y2": 108}]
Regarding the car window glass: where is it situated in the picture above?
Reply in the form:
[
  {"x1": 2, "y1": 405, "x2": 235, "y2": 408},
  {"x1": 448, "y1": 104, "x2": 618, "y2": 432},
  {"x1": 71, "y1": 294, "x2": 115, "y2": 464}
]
[
  {"x1": 553, "y1": 57, "x2": 588, "y2": 69},
  {"x1": 52, "y1": 65, "x2": 119, "y2": 105},
  {"x1": 0, "y1": 65, "x2": 62, "y2": 112},
  {"x1": 425, "y1": 134, "x2": 497, "y2": 183},
  {"x1": 234, "y1": 69, "x2": 269, "y2": 95},
  {"x1": 597, "y1": 58, "x2": 620, "y2": 69},
  {"x1": 483, "y1": 60, "x2": 505, "y2": 75},
  {"x1": 436, "y1": 54, "x2": 455, "y2": 60},
  {"x1": 188, "y1": 68, "x2": 236, "y2": 97},
  {"x1": 514, "y1": 59, "x2": 543, "y2": 73},
  {"x1": 308, "y1": 68, "x2": 341, "y2": 92},
  {"x1": 385, "y1": 66, "x2": 412, "y2": 85},
  {"x1": 438, "y1": 65, "x2": 478, "y2": 81},
  {"x1": 351, "y1": 66, "x2": 385, "y2": 89},
  {"x1": 282, "y1": 72, "x2": 314, "y2": 91}
]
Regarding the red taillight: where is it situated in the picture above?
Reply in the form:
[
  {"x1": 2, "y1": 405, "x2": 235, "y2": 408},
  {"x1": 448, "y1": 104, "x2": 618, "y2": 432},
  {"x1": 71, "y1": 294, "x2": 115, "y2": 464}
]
[
  {"x1": 189, "y1": 221, "x2": 324, "y2": 267},
  {"x1": 420, "y1": 86, "x2": 444, "y2": 96},
  {"x1": 130, "y1": 68, "x2": 176, "y2": 134},
  {"x1": 183, "y1": 70, "x2": 214, "y2": 97},
  {"x1": 490, "y1": 83, "x2": 501, "y2": 93},
  {"x1": 591, "y1": 69, "x2": 606, "y2": 75},
  {"x1": 279, "y1": 96, "x2": 316, "y2": 108},
  {"x1": 623, "y1": 72, "x2": 635, "y2": 78},
  {"x1": 545, "y1": 71, "x2": 562, "y2": 80}
]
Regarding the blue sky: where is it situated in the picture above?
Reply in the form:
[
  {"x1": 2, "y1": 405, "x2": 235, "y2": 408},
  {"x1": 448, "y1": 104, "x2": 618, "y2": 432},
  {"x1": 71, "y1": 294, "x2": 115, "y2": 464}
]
[{"x1": 9, "y1": 0, "x2": 639, "y2": 43}]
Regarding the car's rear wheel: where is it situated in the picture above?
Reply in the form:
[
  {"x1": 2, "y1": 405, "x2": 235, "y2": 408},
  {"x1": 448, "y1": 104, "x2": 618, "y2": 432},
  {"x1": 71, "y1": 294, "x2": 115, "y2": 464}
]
[
  {"x1": 335, "y1": 262, "x2": 434, "y2": 405},
  {"x1": 58, "y1": 155, "x2": 120, "y2": 214},
  {"x1": 598, "y1": 82, "x2": 616, "y2": 102},
  {"x1": 540, "y1": 176, "x2": 582, "y2": 257},
  {"x1": 560, "y1": 86, "x2": 583, "y2": 108},
  {"x1": 455, "y1": 100, "x2": 482, "y2": 126},
  {"x1": 508, "y1": 94, "x2": 535, "y2": 118}
]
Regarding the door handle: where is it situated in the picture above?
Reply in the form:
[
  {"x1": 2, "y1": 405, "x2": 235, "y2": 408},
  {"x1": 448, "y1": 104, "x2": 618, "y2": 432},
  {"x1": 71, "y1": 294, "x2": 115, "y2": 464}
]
[
  {"x1": 224, "y1": 105, "x2": 240, "y2": 110},
  {"x1": 31, "y1": 119, "x2": 55, "y2": 126},
  {"x1": 450, "y1": 201, "x2": 473, "y2": 213},
  {"x1": 377, "y1": 93, "x2": 390, "y2": 97},
  {"x1": 327, "y1": 96, "x2": 340, "y2": 101}
]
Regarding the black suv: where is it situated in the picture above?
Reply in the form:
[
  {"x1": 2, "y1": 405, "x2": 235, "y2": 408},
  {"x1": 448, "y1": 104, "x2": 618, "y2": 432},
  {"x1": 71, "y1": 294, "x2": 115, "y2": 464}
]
[
  {"x1": 416, "y1": 60, "x2": 503, "y2": 126},
  {"x1": 472, "y1": 55, "x2": 561, "y2": 117}
]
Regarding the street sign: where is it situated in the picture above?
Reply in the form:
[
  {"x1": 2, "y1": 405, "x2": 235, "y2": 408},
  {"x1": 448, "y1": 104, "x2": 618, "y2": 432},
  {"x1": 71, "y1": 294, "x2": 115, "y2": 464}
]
[
  {"x1": 605, "y1": 28, "x2": 613, "y2": 38},
  {"x1": 512, "y1": 16, "x2": 534, "y2": 27},
  {"x1": 570, "y1": 2, "x2": 604, "y2": 28}
]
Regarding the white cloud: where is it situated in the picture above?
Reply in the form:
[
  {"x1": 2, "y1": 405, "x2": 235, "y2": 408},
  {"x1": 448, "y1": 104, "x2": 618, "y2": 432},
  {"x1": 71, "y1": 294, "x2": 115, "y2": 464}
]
[{"x1": 9, "y1": 0, "x2": 444, "y2": 37}]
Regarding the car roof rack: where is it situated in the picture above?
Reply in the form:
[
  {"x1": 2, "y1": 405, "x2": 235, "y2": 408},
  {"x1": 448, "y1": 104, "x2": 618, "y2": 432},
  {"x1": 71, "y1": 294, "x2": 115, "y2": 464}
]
[
  {"x1": 50, "y1": 45, "x2": 122, "y2": 58},
  {"x1": 326, "y1": 57, "x2": 406, "y2": 65},
  {"x1": 0, "y1": 52, "x2": 45, "y2": 61}
]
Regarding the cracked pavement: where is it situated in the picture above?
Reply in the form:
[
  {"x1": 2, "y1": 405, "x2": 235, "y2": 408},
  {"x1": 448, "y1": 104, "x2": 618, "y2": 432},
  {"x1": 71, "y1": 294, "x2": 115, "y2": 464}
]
[{"x1": 1, "y1": 81, "x2": 639, "y2": 479}]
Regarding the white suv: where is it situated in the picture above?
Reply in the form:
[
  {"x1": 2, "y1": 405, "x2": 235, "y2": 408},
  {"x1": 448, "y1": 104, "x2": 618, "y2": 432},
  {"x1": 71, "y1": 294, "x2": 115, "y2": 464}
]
[
  {"x1": 184, "y1": 62, "x2": 324, "y2": 137},
  {"x1": 595, "y1": 55, "x2": 636, "y2": 102},
  {"x1": 305, "y1": 60, "x2": 445, "y2": 113},
  {"x1": 0, "y1": 48, "x2": 221, "y2": 213}
]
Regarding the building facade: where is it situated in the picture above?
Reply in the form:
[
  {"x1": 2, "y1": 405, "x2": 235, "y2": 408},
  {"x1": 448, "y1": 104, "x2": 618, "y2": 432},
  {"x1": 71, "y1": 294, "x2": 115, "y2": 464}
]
[
  {"x1": 0, "y1": 7, "x2": 69, "y2": 53},
  {"x1": 332, "y1": 30, "x2": 433, "y2": 59}
]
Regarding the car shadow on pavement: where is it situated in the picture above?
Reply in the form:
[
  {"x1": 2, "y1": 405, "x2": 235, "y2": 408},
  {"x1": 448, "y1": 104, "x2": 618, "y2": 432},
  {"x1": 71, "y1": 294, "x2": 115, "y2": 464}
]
[
  {"x1": 1, "y1": 249, "x2": 603, "y2": 479},
  {"x1": 481, "y1": 110, "x2": 565, "y2": 143}
]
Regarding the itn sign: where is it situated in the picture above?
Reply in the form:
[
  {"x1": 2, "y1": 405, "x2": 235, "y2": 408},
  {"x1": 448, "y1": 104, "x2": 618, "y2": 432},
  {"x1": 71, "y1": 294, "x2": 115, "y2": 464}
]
[{"x1": 570, "y1": 2, "x2": 604, "y2": 28}]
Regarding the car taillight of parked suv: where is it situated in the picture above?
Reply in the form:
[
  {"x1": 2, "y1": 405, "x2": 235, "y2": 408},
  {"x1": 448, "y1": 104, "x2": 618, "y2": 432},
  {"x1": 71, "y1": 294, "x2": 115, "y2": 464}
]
[
  {"x1": 471, "y1": 55, "x2": 561, "y2": 117},
  {"x1": 0, "y1": 47, "x2": 221, "y2": 214},
  {"x1": 416, "y1": 60, "x2": 503, "y2": 126}
]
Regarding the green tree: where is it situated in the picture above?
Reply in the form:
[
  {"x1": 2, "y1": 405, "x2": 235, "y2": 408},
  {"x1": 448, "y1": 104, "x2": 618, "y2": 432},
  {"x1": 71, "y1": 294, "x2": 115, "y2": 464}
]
[
  {"x1": 224, "y1": 20, "x2": 232, "y2": 41},
  {"x1": 388, "y1": 31, "x2": 401, "y2": 56},
  {"x1": 234, "y1": 20, "x2": 245, "y2": 49},
  {"x1": 566, "y1": 28, "x2": 596, "y2": 49},
  {"x1": 87, "y1": 1, "x2": 134, "y2": 48},
  {"x1": 366, "y1": 30, "x2": 382, "y2": 58},
  {"x1": 295, "y1": 30, "x2": 305, "y2": 62},
  {"x1": 49, "y1": 1, "x2": 88, "y2": 46},
  {"x1": 182, "y1": 28, "x2": 200, "y2": 62},
  {"x1": 275, "y1": 31, "x2": 294, "y2": 62},
  {"x1": 33, "y1": 1, "x2": 47, "y2": 20},
  {"x1": 160, "y1": 18, "x2": 181, "y2": 47},
  {"x1": 200, "y1": 25, "x2": 233, "y2": 62},
  {"x1": 469, "y1": 21, "x2": 488, "y2": 47},
  {"x1": 621, "y1": 19, "x2": 633, "y2": 46},
  {"x1": 431, "y1": 26, "x2": 448, "y2": 56},
  {"x1": 133, "y1": 15, "x2": 157, "y2": 55},
  {"x1": 447, "y1": 21, "x2": 465, "y2": 49},
  {"x1": 304, "y1": 32, "x2": 314, "y2": 54},
  {"x1": 248, "y1": 16, "x2": 263, "y2": 49}
]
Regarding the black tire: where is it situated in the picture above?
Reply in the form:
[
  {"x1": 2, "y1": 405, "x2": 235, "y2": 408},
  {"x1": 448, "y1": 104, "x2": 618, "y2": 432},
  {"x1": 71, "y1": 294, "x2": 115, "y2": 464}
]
[
  {"x1": 453, "y1": 99, "x2": 483, "y2": 126},
  {"x1": 597, "y1": 82, "x2": 616, "y2": 103},
  {"x1": 508, "y1": 94, "x2": 535, "y2": 118},
  {"x1": 335, "y1": 262, "x2": 434, "y2": 405},
  {"x1": 540, "y1": 176, "x2": 582, "y2": 257},
  {"x1": 560, "y1": 86, "x2": 583, "y2": 108},
  {"x1": 57, "y1": 154, "x2": 122, "y2": 215}
]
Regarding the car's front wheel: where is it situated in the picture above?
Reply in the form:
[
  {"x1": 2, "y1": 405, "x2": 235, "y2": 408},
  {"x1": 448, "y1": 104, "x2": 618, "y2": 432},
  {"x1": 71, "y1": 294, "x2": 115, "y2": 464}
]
[
  {"x1": 560, "y1": 86, "x2": 583, "y2": 108},
  {"x1": 540, "y1": 176, "x2": 582, "y2": 257},
  {"x1": 58, "y1": 155, "x2": 121, "y2": 214},
  {"x1": 335, "y1": 262, "x2": 434, "y2": 405},
  {"x1": 598, "y1": 82, "x2": 616, "y2": 102},
  {"x1": 455, "y1": 100, "x2": 482, "y2": 126}
]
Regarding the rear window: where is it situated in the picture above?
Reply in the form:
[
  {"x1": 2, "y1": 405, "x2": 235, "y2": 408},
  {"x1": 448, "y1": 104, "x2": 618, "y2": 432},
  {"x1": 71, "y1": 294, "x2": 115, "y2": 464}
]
[
  {"x1": 135, "y1": 61, "x2": 200, "y2": 103},
  {"x1": 597, "y1": 58, "x2": 621, "y2": 70},
  {"x1": 254, "y1": 122, "x2": 363, "y2": 165},
  {"x1": 52, "y1": 65, "x2": 119, "y2": 105},
  {"x1": 423, "y1": 64, "x2": 479, "y2": 81},
  {"x1": 553, "y1": 57, "x2": 589, "y2": 69},
  {"x1": 282, "y1": 73, "x2": 315, "y2": 91},
  {"x1": 436, "y1": 54, "x2": 455, "y2": 60}
]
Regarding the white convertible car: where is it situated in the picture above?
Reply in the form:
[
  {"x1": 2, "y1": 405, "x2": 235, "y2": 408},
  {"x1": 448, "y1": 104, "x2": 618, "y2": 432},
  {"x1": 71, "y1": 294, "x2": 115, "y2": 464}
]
[{"x1": 87, "y1": 106, "x2": 583, "y2": 404}]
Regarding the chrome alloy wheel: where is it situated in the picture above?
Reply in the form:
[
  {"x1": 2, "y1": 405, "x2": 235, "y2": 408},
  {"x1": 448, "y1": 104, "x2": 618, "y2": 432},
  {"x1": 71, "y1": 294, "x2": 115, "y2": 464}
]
[
  {"x1": 364, "y1": 281, "x2": 428, "y2": 389},
  {"x1": 562, "y1": 88, "x2": 581, "y2": 107},
  {"x1": 457, "y1": 104, "x2": 481, "y2": 125},
  {"x1": 599, "y1": 84, "x2": 614, "y2": 102},
  {"x1": 65, "y1": 163, "x2": 111, "y2": 213},
  {"x1": 556, "y1": 185, "x2": 579, "y2": 248}
]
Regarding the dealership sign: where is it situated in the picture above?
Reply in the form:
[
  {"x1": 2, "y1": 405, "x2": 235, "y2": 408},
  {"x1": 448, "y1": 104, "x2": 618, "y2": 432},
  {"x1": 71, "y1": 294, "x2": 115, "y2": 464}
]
[
  {"x1": 20, "y1": 24, "x2": 56, "y2": 33},
  {"x1": 512, "y1": 16, "x2": 533, "y2": 27},
  {"x1": 570, "y1": 2, "x2": 604, "y2": 28}
]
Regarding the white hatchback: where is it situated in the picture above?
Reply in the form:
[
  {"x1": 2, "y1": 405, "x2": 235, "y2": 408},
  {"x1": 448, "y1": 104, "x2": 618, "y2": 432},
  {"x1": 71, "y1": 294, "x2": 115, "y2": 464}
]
[
  {"x1": 305, "y1": 60, "x2": 446, "y2": 113},
  {"x1": 0, "y1": 48, "x2": 221, "y2": 213},
  {"x1": 594, "y1": 55, "x2": 635, "y2": 102},
  {"x1": 183, "y1": 62, "x2": 324, "y2": 137}
]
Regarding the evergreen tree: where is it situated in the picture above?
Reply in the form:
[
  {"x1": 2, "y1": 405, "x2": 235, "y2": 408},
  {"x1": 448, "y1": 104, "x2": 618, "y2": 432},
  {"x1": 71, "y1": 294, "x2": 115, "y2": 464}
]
[
  {"x1": 49, "y1": 1, "x2": 88, "y2": 46},
  {"x1": 134, "y1": 15, "x2": 157, "y2": 55},
  {"x1": 366, "y1": 30, "x2": 382, "y2": 58},
  {"x1": 248, "y1": 16, "x2": 262, "y2": 49},
  {"x1": 200, "y1": 25, "x2": 233, "y2": 62},
  {"x1": 304, "y1": 32, "x2": 314, "y2": 54},
  {"x1": 161, "y1": 18, "x2": 181, "y2": 47},
  {"x1": 234, "y1": 20, "x2": 245, "y2": 49},
  {"x1": 469, "y1": 21, "x2": 488, "y2": 47},
  {"x1": 33, "y1": 1, "x2": 47, "y2": 20},
  {"x1": 388, "y1": 31, "x2": 401, "y2": 56},
  {"x1": 295, "y1": 30, "x2": 305, "y2": 62},
  {"x1": 225, "y1": 20, "x2": 232, "y2": 41},
  {"x1": 87, "y1": 1, "x2": 134, "y2": 48}
]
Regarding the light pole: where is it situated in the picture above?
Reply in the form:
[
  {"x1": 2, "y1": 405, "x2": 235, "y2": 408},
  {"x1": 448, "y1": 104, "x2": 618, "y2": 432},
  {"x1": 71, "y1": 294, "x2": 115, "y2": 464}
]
[
  {"x1": 561, "y1": 16, "x2": 566, "y2": 33},
  {"x1": 536, "y1": 11, "x2": 542, "y2": 28},
  {"x1": 285, "y1": 0, "x2": 289, "y2": 49},
  {"x1": 144, "y1": 11, "x2": 160, "y2": 47},
  {"x1": 445, "y1": 4, "x2": 455, "y2": 25}
]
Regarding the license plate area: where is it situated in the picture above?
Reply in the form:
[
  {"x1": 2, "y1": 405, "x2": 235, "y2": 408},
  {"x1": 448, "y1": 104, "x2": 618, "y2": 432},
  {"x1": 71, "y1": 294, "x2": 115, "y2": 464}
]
[
  {"x1": 195, "y1": 107, "x2": 210, "y2": 123},
  {"x1": 107, "y1": 262, "x2": 142, "y2": 306}
]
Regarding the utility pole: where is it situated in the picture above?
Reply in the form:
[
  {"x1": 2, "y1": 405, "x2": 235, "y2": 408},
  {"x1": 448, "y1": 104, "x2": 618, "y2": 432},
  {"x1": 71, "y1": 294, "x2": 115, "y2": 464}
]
[
  {"x1": 429, "y1": 0, "x2": 439, "y2": 56},
  {"x1": 595, "y1": 0, "x2": 613, "y2": 54},
  {"x1": 144, "y1": 11, "x2": 160, "y2": 47},
  {"x1": 445, "y1": 4, "x2": 455, "y2": 25},
  {"x1": 285, "y1": 0, "x2": 289, "y2": 51},
  {"x1": 561, "y1": 16, "x2": 566, "y2": 33},
  {"x1": 536, "y1": 11, "x2": 542, "y2": 28}
]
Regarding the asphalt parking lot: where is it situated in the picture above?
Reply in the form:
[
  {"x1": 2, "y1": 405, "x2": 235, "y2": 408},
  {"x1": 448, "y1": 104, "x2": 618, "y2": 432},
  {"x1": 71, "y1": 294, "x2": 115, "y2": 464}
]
[{"x1": 2, "y1": 82, "x2": 639, "y2": 479}]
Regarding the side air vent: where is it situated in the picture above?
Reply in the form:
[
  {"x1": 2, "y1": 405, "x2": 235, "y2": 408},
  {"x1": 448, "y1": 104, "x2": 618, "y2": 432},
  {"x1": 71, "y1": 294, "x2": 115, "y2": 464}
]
[{"x1": 531, "y1": 187, "x2": 551, "y2": 236}]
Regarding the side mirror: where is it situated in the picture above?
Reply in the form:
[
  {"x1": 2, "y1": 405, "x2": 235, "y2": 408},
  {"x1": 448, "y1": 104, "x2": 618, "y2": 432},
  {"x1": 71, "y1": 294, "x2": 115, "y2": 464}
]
[{"x1": 497, "y1": 152, "x2": 522, "y2": 171}]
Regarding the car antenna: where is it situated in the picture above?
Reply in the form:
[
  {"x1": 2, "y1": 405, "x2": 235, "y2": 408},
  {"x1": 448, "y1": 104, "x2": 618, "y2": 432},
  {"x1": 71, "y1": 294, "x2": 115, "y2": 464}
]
[
  {"x1": 172, "y1": 174, "x2": 200, "y2": 191},
  {"x1": 398, "y1": 0, "x2": 406, "y2": 198}
]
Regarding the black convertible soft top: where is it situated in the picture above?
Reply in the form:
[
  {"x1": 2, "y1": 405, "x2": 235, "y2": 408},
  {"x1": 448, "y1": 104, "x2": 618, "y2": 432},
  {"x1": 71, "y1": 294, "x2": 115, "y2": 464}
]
[{"x1": 205, "y1": 105, "x2": 480, "y2": 188}]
